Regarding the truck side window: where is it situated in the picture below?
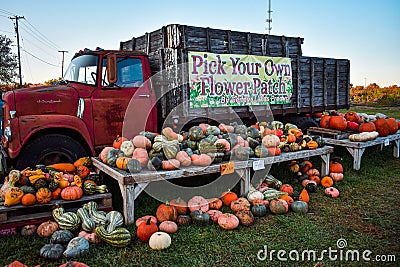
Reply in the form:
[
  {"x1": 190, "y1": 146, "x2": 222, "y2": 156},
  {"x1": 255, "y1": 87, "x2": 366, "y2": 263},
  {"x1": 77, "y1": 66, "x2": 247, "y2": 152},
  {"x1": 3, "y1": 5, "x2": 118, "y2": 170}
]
[{"x1": 102, "y1": 57, "x2": 143, "y2": 87}]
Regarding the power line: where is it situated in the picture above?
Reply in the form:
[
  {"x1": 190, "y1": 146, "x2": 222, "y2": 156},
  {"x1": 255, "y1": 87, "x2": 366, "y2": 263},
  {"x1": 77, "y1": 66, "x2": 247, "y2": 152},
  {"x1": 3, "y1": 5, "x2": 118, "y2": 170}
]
[
  {"x1": 19, "y1": 26, "x2": 60, "y2": 58},
  {"x1": 21, "y1": 18, "x2": 60, "y2": 50},
  {"x1": 19, "y1": 20, "x2": 59, "y2": 51},
  {"x1": 21, "y1": 47, "x2": 60, "y2": 67},
  {"x1": 0, "y1": 8, "x2": 16, "y2": 16}
]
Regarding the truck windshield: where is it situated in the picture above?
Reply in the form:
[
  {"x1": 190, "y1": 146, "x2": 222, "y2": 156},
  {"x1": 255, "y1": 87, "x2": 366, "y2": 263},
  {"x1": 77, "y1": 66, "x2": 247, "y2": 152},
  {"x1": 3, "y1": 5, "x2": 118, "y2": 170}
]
[{"x1": 63, "y1": 54, "x2": 99, "y2": 85}]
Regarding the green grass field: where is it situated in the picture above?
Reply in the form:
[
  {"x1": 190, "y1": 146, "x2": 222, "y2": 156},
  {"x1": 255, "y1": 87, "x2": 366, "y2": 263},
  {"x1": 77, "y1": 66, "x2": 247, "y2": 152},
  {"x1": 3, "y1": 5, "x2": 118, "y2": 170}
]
[{"x1": 0, "y1": 107, "x2": 399, "y2": 267}]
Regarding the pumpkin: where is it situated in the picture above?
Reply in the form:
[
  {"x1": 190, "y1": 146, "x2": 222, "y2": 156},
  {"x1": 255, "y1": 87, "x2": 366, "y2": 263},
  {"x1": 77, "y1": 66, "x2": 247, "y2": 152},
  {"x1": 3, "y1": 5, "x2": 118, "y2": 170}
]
[
  {"x1": 286, "y1": 133, "x2": 296, "y2": 143},
  {"x1": 73, "y1": 156, "x2": 92, "y2": 168},
  {"x1": 299, "y1": 188, "x2": 310, "y2": 203},
  {"x1": 330, "y1": 172, "x2": 344, "y2": 181},
  {"x1": 34, "y1": 187, "x2": 52, "y2": 204},
  {"x1": 149, "y1": 232, "x2": 171, "y2": 250},
  {"x1": 63, "y1": 236, "x2": 90, "y2": 258},
  {"x1": 221, "y1": 189, "x2": 238, "y2": 206},
  {"x1": 188, "y1": 126, "x2": 205, "y2": 141},
  {"x1": 329, "y1": 160, "x2": 343, "y2": 173},
  {"x1": 132, "y1": 135, "x2": 152, "y2": 149},
  {"x1": 137, "y1": 217, "x2": 159, "y2": 242},
  {"x1": 309, "y1": 175, "x2": 321, "y2": 185},
  {"x1": 161, "y1": 159, "x2": 180, "y2": 170},
  {"x1": 279, "y1": 195, "x2": 294, "y2": 206},
  {"x1": 306, "y1": 140, "x2": 318, "y2": 150},
  {"x1": 162, "y1": 127, "x2": 179, "y2": 141},
  {"x1": 3, "y1": 187, "x2": 24, "y2": 207},
  {"x1": 58, "y1": 179, "x2": 70, "y2": 189},
  {"x1": 175, "y1": 151, "x2": 192, "y2": 167},
  {"x1": 190, "y1": 209, "x2": 210, "y2": 225},
  {"x1": 176, "y1": 214, "x2": 192, "y2": 226},
  {"x1": 329, "y1": 115, "x2": 347, "y2": 131},
  {"x1": 344, "y1": 111, "x2": 360, "y2": 124},
  {"x1": 386, "y1": 118, "x2": 399, "y2": 134},
  {"x1": 319, "y1": 115, "x2": 331, "y2": 128},
  {"x1": 51, "y1": 187, "x2": 62, "y2": 200},
  {"x1": 279, "y1": 184, "x2": 293, "y2": 196},
  {"x1": 113, "y1": 135, "x2": 128, "y2": 149},
  {"x1": 136, "y1": 215, "x2": 158, "y2": 227},
  {"x1": 188, "y1": 195, "x2": 209, "y2": 212},
  {"x1": 251, "y1": 204, "x2": 268, "y2": 217},
  {"x1": 115, "y1": 157, "x2": 131, "y2": 171},
  {"x1": 267, "y1": 146, "x2": 281, "y2": 156},
  {"x1": 61, "y1": 186, "x2": 83, "y2": 201},
  {"x1": 40, "y1": 243, "x2": 64, "y2": 260},
  {"x1": 5, "y1": 261, "x2": 28, "y2": 267},
  {"x1": 170, "y1": 197, "x2": 189, "y2": 214},
  {"x1": 159, "y1": 221, "x2": 178, "y2": 234},
  {"x1": 191, "y1": 154, "x2": 212, "y2": 166},
  {"x1": 21, "y1": 193, "x2": 36, "y2": 206},
  {"x1": 206, "y1": 209, "x2": 223, "y2": 223},
  {"x1": 214, "y1": 138, "x2": 231, "y2": 152},
  {"x1": 230, "y1": 197, "x2": 251, "y2": 212},
  {"x1": 236, "y1": 210, "x2": 254, "y2": 226},
  {"x1": 291, "y1": 201, "x2": 309, "y2": 214},
  {"x1": 269, "y1": 199, "x2": 289, "y2": 214},
  {"x1": 120, "y1": 140, "x2": 135, "y2": 157},
  {"x1": 359, "y1": 122, "x2": 376, "y2": 133},
  {"x1": 347, "y1": 121, "x2": 360, "y2": 131},
  {"x1": 374, "y1": 118, "x2": 390, "y2": 137},
  {"x1": 207, "y1": 198, "x2": 223, "y2": 210},
  {"x1": 21, "y1": 224, "x2": 37, "y2": 236},
  {"x1": 37, "y1": 220, "x2": 59, "y2": 237},
  {"x1": 125, "y1": 159, "x2": 141, "y2": 174},
  {"x1": 106, "y1": 148, "x2": 124, "y2": 167},
  {"x1": 218, "y1": 123, "x2": 235, "y2": 134},
  {"x1": 50, "y1": 230, "x2": 75, "y2": 245},
  {"x1": 325, "y1": 187, "x2": 340, "y2": 198},
  {"x1": 251, "y1": 199, "x2": 269, "y2": 207},
  {"x1": 217, "y1": 213, "x2": 239, "y2": 230},
  {"x1": 95, "y1": 225, "x2": 131, "y2": 248},
  {"x1": 262, "y1": 134, "x2": 280, "y2": 148},
  {"x1": 307, "y1": 168, "x2": 320, "y2": 177},
  {"x1": 99, "y1": 146, "x2": 113, "y2": 163},
  {"x1": 156, "y1": 202, "x2": 178, "y2": 222},
  {"x1": 131, "y1": 148, "x2": 149, "y2": 168},
  {"x1": 59, "y1": 261, "x2": 90, "y2": 267},
  {"x1": 76, "y1": 165, "x2": 90, "y2": 179},
  {"x1": 246, "y1": 190, "x2": 264, "y2": 203}
]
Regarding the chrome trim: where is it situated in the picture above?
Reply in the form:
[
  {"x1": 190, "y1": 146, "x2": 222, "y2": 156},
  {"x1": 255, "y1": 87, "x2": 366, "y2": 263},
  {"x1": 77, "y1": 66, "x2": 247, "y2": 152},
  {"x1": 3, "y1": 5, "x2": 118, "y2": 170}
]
[
  {"x1": 77, "y1": 98, "x2": 85, "y2": 119},
  {"x1": 4, "y1": 126, "x2": 11, "y2": 142},
  {"x1": 10, "y1": 111, "x2": 16, "y2": 119},
  {"x1": 139, "y1": 94, "x2": 150, "y2": 98}
]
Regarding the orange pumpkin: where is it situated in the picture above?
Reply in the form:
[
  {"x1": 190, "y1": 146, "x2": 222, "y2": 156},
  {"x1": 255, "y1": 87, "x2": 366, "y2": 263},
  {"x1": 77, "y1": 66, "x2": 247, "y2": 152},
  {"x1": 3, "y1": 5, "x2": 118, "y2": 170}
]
[
  {"x1": 299, "y1": 188, "x2": 310, "y2": 203},
  {"x1": 374, "y1": 118, "x2": 390, "y2": 137},
  {"x1": 115, "y1": 157, "x2": 131, "y2": 170},
  {"x1": 58, "y1": 179, "x2": 70, "y2": 189},
  {"x1": 279, "y1": 184, "x2": 293, "y2": 196},
  {"x1": 51, "y1": 187, "x2": 62, "y2": 200},
  {"x1": 330, "y1": 172, "x2": 344, "y2": 181},
  {"x1": 321, "y1": 176, "x2": 334, "y2": 188},
  {"x1": 207, "y1": 198, "x2": 223, "y2": 210},
  {"x1": 307, "y1": 168, "x2": 320, "y2": 177},
  {"x1": 329, "y1": 116, "x2": 347, "y2": 131},
  {"x1": 359, "y1": 122, "x2": 376, "y2": 133},
  {"x1": 300, "y1": 161, "x2": 313, "y2": 173},
  {"x1": 309, "y1": 175, "x2": 321, "y2": 185},
  {"x1": 221, "y1": 189, "x2": 238, "y2": 206},
  {"x1": 287, "y1": 133, "x2": 296, "y2": 143},
  {"x1": 76, "y1": 165, "x2": 90, "y2": 179},
  {"x1": 279, "y1": 195, "x2": 294, "y2": 206},
  {"x1": 329, "y1": 160, "x2": 343, "y2": 173},
  {"x1": 36, "y1": 187, "x2": 52, "y2": 204},
  {"x1": 344, "y1": 111, "x2": 360, "y2": 124},
  {"x1": 319, "y1": 115, "x2": 331, "y2": 128},
  {"x1": 230, "y1": 197, "x2": 250, "y2": 212},
  {"x1": 21, "y1": 193, "x2": 36, "y2": 206},
  {"x1": 113, "y1": 135, "x2": 128, "y2": 149},
  {"x1": 61, "y1": 186, "x2": 83, "y2": 201},
  {"x1": 170, "y1": 197, "x2": 189, "y2": 214},
  {"x1": 386, "y1": 118, "x2": 399, "y2": 134},
  {"x1": 156, "y1": 202, "x2": 178, "y2": 222}
]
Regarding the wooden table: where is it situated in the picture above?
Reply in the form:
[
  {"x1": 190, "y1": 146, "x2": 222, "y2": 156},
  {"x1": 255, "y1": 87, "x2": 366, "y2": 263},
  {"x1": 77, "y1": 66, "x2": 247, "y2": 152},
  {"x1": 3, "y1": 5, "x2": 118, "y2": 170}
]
[
  {"x1": 92, "y1": 145, "x2": 333, "y2": 225},
  {"x1": 324, "y1": 131, "x2": 400, "y2": 170}
]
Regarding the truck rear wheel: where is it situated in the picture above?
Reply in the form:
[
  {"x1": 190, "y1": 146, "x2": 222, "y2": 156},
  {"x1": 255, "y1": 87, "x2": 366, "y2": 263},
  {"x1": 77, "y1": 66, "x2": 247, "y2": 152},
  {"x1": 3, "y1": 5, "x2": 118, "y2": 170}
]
[
  {"x1": 15, "y1": 134, "x2": 88, "y2": 170},
  {"x1": 292, "y1": 117, "x2": 319, "y2": 133}
]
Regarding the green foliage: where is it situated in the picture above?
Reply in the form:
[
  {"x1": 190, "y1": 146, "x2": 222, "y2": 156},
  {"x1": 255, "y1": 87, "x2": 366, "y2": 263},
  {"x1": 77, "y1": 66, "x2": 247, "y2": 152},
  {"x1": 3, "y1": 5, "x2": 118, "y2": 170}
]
[
  {"x1": 0, "y1": 35, "x2": 18, "y2": 86},
  {"x1": 350, "y1": 83, "x2": 400, "y2": 105}
]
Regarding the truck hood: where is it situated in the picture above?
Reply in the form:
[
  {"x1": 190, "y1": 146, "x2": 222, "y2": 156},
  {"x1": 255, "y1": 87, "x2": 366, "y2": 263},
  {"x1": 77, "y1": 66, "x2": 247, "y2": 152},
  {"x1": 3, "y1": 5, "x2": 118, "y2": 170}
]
[{"x1": 11, "y1": 85, "x2": 80, "y2": 117}]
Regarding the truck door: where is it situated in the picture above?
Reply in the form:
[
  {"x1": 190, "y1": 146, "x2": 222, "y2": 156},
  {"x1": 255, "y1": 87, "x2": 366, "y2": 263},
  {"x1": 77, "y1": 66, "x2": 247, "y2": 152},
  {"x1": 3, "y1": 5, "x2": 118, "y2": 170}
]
[{"x1": 91, "y1": 56, "x2": 155, "y2": 147}]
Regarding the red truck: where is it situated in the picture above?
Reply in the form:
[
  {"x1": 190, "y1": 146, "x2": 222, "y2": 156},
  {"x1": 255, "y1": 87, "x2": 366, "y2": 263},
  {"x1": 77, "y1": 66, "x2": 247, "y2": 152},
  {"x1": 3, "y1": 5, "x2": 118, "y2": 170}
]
[{"x1": 0, "y1": 24, "x2": 350, "y2": 173}]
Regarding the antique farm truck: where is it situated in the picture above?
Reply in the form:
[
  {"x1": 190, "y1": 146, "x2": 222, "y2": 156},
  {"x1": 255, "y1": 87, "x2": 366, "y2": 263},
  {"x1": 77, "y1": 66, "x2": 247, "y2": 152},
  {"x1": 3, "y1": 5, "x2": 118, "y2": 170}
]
[{"x1": 0, "y1": 24, "x2": 350, "y2": 172}]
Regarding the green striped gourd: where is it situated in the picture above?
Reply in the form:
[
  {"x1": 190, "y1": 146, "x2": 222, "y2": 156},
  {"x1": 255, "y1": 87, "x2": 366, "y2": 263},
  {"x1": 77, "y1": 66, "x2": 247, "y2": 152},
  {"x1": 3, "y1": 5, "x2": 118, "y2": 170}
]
[
  {"x1": 106, "y1": 211, "x2": 124, "y2": 233},
  {"x1": 77, "y1": 207, "x2": 96, "y2": 232},
  {"x1": 95, "y1": 225, "x2": 131, "y2": 248},
  {"x1": 83, "y1": 182, "x2": 97, "y2": 195},
  {"x1": 52, "y1": 206, "x2": 81, "y2": 231},
  {"x1": 83, "y1": 201, "x2": 107, "y2": 226}
]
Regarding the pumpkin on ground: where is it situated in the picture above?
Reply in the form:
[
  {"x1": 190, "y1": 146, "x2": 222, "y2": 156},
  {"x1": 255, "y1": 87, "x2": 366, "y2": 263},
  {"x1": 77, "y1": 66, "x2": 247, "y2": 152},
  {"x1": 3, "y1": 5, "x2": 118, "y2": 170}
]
[
  {"x1": 176, "y1": 214, "x2": 192, "y2": 226},
  {"x1": 251, "y1": 204, "x2": 268, "y2": 217},
  {"x1": 40, "y1": 243, "x2": 64, "y2": 260},
  {"x1": 217, "y1": 213, "x2": 240, "y2": 230},
  {"x1": 37, "y1": 220, "x2": 59, "y2": 237},
  {"x1": 159, "y1": 221, "x2": 178, "y2": 234},
  {"x1": 188, "y1": 195, "x2": 209, "y2": 212},
  {"x1": 63, "y1": 236, "x2": 90, "y2": 258},
  {"x1": 207, "y1": 198, "x2": 223, "y2": 210},
  {"x1": 170, "y1": 197, "x2": 189, "y2": 214},
  {"x1": 156, "y1": 202, "x2": 178, "y2": 222},
  {"x1": 321, "y1": 176, "x2": 334, "y2": 188},
  {"x1": 190, "y1": 210, "x2": 210, "y2": 225},
  {"x1": 236, "y1": 210, "x2": 255, "y2": 226},
  {"x1": 221, "y1": 189, "x2": 238, "y2": 206},
  {"x1": 291, "y1": 201, "x2": 309, "y2": 214},
  {"x1": 50, "y1": 230, "x2": 75, "y2": 245},
  {"x1": 78, "y1": 231, "x2": 102, "y2": 244},
  {"x1": 299, "y1": 189, "x2": 310, "y2": 203},
  {"x1": 149, "y1": 232, "x2": 172, "y2": 250},
  {"x1": 20, "y1": 224, "x2": 37, "y2": 236},
  {"x1": 269, "y1": 199, "x2": 289, "y2": 214},
  {"x1": 279, "y1": 184, "x2": 293, "y2": 196},
  {"x1": 325, "y1": 187, "x2": 340, "y2": 198},
  {"x1": 230, "y1": 197, "x2": 251, "y2": 212},
  {"x1": 137, "y1": 217, "x2": 159, "y2": 242},
  {"x1": 329, "y1": 160, "x2": 344, "y2": 173},
  {"x1": 206, "y1": 209, "x2": 223, "y2": 223},
  {"x1": 330, "y1": 172, "x2": 344, "y2": 181},
  {"x1": 135, "y1": 215, "x2": 158, "y2": 227},
  {"x1": 279, "y1": 195, "x2": 294, "y2": 206}
]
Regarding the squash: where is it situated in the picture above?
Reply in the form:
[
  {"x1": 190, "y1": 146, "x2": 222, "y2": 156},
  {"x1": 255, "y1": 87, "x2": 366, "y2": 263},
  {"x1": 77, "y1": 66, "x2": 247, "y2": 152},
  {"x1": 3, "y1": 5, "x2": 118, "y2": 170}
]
[
  {"x1": 291, "y1": 201, "x2": 309, "y2": 214},
  {"x1": 214, "y1": 139, "x2": 231, "y2": 152},
  {"x1": 325, "y1": 187, "x2": 340, "y2": 198},
  {"x1": 188, "y1": 126, "x2": 205, "y2": 141},
  {"x1": 19, "y1": 185, "x2": 36, "y2": 194},
  {"x1": 359, "y1": 121, "x2": 376, "y2": 133},
  {"x1": 21, "y1": 224, "x2": 37, "y2": 236},
  {"x1": 52, "y1": 206, "x2": 81, "y2": 231},
  {"x1": 148, "y1": 157, "x2": 162, "y2": 171},
  {"x1": 374, "y1": 118, "x2": 390, "y2": 137},
  {"x1": 156, "y1": 202, "x2": 178, "y2": 222},
  {"x1": 329, "y1": 115, "x2": 347, "y2": 131},
  {"x1": 159, "y1": 221, "x2": 178, "y2": 234},
  {"x1": 188, "y1": 195, "x2": 210, "y2": 212},
  {"x1": 161, "y1": 159, "x2": 180, "y2": 170},
  {"x1": 40, "y1": 243, "x2": 64, "y2": 260},
  {"x1": 50, "y1": 230, "x2": 74, "y2": 245},
  {"x1": 120, "y1": 140, "x2": 135, "y2": 157},
  {"x1": 279, "y1": 184, "x2": 294, "y2": 196},
  {"x1": 95, "y1": 225, "x2": 131, "y2": 248},
  {"x1": 218, "y1": 123, "x2": 235, "y2": 134},
  {"x1": 77, "y1": 207, "x2": 96, "y2": 232},
  {"x1": 73, "y1": 156, "x2": 92, "y2": 168},
  {"x1": 137, "y1": 217, "x2": 159, "y2": 242},
  {"x1": 233, "y1": 147, "x2": 252, "y2": 161},
  {"x1": 106, "y1": 149, "x2": 124, "y2": 167},
  {"x1": 191, "y1": 154, "x2": 212, "y2": 166},
  {"x1": 21, "y1": 193, "x2": 36, "y2": 206},
  {"x1": 127, "y1": 158, "x2": 142, "y2": 173},
  {"x1": 269, "y1": 199, "x2": 289, "y2": 214},
  {"x1": 162, "y1": 141, "x2": 179, "y2": 159},
  {"x1": 106, "y1": 210, "x2": 124, "y2": 232},
  {"x1": 306, "y1": 140, "x2": 318, "y2": 150},
  {"x1": 115, "y1": 156, "x2": 131, "y2": 171},
  {"x1": 37, "y1": 220, "x2": 59, "y2": 237},
  {"x1": 299, "y1": 188, "x2": 310, "y2": 203},
  {"x1": 177, "y1": 214, "x2": 192, "y2": 226},
  {"x1": 78, "y1": 230, "x2": 102, "y2": 244},
  {"x1": 221, "y1": 189, "x2": 238, "y2": 206},
  {"x1": 82, "y1": 201, "x2": 107, "y2": 226},
  {"x1": 386, "y1": 118, "x2": 399, "y2": 134},
  {"x1": 205, "y1": 125, "x2": 221, "y2": 136},
  {"x1": 63, "y1": 236, "x2": 90, "y2": 258},
  {"x1": 330, "y1": 172, "x2": 344, "y2": 181},
  {"x1": 61, "y1": 186, "x2": 83, "y2": 201},
  {"x1": 349, "y1": 131, "x2": 379, "y2": 142},
  {"x1": 136, "y1": 215, "x2": 158, "y2": 227},
  {"x1": 175, "y1": 151, "x2": 192, "y2": 167},
  {"x1": 329, "y1": 160, "x2": 343, "y2": 173},
  {"x1": 207, "y1": 198, "x2": 223, "y2": 210},
  {"x1": 47, "y1": 163, "x2": 76, "y2": 173},
  {"x1": 132, "y1": 135, "x2": 152, "y2": 149},
  {"x1": 262, "y1": 134, "x2": 280, "y2": 148},
  {"x1": 131, "y1": 148, "x2": 149, "y2": 168},
  {"x1": 254, "y1": 145, "x2": 269, "y2": 158},
  {"x1": 207, "y1": 209, "x2": 223, "y2": 223},
  {"x1": 99, "y1": 146, "x2": 113, "y2": 163},
  {"x1": 162, "y1": 127, "x2": 179, "y2": 141},
  {"x1": 217, "y1": 213, "x2": 239, "y2": 230},
  {"x1": 149, "y1": 232, "x2": 171, "y2": 250},
  {"x1": 170, "y1": 197, "x2": 189, "y2": 214},
  {"x1": 246, "y1": 190, "x2": 264, "y2": 203},
  {"x1": 4, "y1": 187, "x2": 24, "y2": 207},
  {"x1": 190, "y1": 209, "x2": 210, "y2": 225},
  {"x1": 251, "y1": 204, "x2": 268, "y2": 217},
  {"x1": 139, "y1": 131, "x2": 157, "y2": 142},
  {"x1": 230, "y1": 197, "x2": 250, "y2": 212},
  {"x1": 279, "y1": 195, "x2": 294, "y2": 206},
  {"x1": 236, "y1": 210, "x2": 254, "y2": 226}
]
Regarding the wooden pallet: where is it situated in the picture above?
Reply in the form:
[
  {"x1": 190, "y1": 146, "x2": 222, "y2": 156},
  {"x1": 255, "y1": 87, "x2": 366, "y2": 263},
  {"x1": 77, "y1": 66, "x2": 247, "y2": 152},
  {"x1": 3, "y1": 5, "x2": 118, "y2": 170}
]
[
  {"x1": 307, "y1": 127, "x2": 353, "y2": 139},
  {"x1": 0, "y1": 193, "x2": 112, "y2": 235}
]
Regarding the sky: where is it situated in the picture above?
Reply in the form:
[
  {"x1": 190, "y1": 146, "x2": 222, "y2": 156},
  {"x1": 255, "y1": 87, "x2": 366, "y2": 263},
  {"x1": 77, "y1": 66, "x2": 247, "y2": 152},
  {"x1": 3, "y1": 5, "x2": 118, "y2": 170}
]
[{"x1": 0, "y1": 0, "x2": 399, "y2": 87}]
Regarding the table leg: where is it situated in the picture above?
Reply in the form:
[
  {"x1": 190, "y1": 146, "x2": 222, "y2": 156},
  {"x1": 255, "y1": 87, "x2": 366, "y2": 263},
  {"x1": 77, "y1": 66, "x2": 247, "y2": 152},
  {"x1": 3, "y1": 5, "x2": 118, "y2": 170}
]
[
  {"x1": 346, "y1": 147, "x2": 366, "y2": 170},
  {"x1": 320, "y1": 153, "x2": 330, "y2": 176},
  {"x1": 236, "y1": 168, "x2": 251, "y2": 197},
  {"x1": 120, "y1": 182, "x2": 148, "y2": 225},
  {"x1": 394, "y1": 139, "x2": 399, "y2": 158}
]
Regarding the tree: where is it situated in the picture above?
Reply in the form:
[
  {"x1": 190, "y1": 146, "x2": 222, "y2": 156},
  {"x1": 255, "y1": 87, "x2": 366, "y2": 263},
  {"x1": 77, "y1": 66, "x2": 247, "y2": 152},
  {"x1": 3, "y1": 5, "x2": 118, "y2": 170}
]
[{"x1": 0, "y1": 35, "x2": 18, "y2": 85}]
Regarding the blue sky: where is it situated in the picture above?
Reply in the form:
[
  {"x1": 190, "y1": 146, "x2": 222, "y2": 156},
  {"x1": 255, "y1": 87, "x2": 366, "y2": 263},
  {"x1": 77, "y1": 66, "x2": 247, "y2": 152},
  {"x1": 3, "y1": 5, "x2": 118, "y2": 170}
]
[{"x1": 1, "y1": 0, "x2": 399, "y2": 87}]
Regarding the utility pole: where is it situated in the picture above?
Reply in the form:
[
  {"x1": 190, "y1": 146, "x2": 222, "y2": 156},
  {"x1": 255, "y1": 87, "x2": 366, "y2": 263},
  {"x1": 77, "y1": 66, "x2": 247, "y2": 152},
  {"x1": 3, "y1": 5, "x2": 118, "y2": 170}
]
[
  {"x1": 266, "y1": 0, "x2": 272, "y2": 34},
  {"x1": 58, "y1": 50, "x2": 68, "y2": 77},
  {"x1": 9, "y1": 15, "x2": 24, "y2": 88}
]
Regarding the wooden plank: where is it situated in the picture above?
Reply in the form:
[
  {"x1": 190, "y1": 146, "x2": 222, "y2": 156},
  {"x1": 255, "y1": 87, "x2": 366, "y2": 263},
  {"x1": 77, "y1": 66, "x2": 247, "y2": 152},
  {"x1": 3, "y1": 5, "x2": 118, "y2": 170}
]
[
  {"x1": 307, "y1": 127, "x2": 353, "y2": 139},
  {"x1": 324, "y1": 131, "x2": 400, "y2": 149}
]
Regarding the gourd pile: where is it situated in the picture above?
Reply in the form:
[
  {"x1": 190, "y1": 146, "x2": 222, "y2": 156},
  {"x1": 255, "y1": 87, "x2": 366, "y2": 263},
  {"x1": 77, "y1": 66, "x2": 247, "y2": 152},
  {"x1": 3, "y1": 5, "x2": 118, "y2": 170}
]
[
  {"x1": 99, "y1": 121, "x2": 326, "y2": 173},
  {"x1": 318, "y1": 110, "x2": 399, "y2": 141},
  {"x1": 0, "y1": 157, "x2": 108, "y2": 207}
]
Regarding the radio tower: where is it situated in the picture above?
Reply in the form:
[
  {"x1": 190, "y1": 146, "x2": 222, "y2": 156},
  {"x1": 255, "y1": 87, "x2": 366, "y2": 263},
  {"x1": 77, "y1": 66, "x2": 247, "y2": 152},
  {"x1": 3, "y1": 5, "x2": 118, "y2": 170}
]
[{"x1": 266, "y1": 0, "x2": 272, "y2": 34}]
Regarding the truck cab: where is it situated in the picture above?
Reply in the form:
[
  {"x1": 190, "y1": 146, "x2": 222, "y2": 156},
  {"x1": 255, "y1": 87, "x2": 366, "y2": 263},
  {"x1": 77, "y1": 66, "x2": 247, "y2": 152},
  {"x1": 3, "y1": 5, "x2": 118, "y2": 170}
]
[{"x1": 1, "y1": 48, "x2": 157, "y2": 172}]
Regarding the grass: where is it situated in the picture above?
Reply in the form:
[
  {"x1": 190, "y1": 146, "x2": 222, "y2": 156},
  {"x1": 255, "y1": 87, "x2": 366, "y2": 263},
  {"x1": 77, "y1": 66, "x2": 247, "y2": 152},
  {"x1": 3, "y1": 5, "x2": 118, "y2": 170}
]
[{"x1": 0, "y1": 107, "x2": 399, "y2": 267}]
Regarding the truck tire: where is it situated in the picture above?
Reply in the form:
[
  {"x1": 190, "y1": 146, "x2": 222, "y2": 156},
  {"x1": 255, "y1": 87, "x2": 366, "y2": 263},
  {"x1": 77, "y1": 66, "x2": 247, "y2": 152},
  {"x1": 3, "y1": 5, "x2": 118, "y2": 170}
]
[
  {"x1": 292, "y1": 117, "x2": 319, "y2": 133},
  {"x1": 15, "y1": 134, "x2": 88, "y2": 170}
]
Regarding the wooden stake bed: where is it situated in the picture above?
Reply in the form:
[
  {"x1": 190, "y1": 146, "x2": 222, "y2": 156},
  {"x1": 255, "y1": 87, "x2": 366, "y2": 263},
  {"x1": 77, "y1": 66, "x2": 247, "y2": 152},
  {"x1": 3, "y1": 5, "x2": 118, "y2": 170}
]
[
  {"x1": 92, "y1": 146, "x2": 333, "y2": 225},
  {"x1": 307, "y1": 127, "x2": 354, "y2": 139}
]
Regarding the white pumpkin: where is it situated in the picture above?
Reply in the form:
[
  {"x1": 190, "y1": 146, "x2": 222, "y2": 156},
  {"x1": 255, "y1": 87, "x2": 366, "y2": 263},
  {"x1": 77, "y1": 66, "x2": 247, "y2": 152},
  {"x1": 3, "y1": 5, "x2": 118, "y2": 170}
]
[
  {"x1": 247, "y1": 190, "x2": 264, "y2": 202},
  {"x1": 149, "y1": 232, "x2": 171, "y2": 250},
  {"x1": 262, "y1": 134, "x2": 280, "y2": 148},
  {"x1": 120, "y1": 140, "x2": 135, "y2": 157}
]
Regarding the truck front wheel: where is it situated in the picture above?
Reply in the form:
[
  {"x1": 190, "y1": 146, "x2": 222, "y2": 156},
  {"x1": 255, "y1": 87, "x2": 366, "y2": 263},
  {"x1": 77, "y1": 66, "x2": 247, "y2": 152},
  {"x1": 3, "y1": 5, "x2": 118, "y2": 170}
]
[{"x1": 15, "y1": 134, "x2": 88, "y2": 170}]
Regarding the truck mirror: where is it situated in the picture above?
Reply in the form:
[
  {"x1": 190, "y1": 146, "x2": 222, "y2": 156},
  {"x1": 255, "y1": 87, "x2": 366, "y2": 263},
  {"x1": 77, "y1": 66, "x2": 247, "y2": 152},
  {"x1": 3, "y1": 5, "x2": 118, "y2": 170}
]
[{"x1": 107, "y1": 54, "x2": 117, "y2": 84}]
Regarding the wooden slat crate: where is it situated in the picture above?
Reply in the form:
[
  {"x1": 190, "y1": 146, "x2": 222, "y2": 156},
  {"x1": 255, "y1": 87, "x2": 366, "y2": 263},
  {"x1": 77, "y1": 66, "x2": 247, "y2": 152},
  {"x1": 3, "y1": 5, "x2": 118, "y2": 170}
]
[
  {"x1": 307, "y1": 127, "x2": 353, "y2": 139},
  {"x1": 0, "y1": 193, "x2": 112, "y2": 235}
]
